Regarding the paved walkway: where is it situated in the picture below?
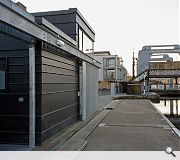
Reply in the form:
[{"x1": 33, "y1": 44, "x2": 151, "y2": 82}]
[
  {"x1": 1, "y1": 98, "x2": 179, "y2": 151},
  {"x1": 83, "y1": 100, "x2": 180, "y2": 151}
]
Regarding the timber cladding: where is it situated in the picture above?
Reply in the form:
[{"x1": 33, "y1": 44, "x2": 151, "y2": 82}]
[{"x1": 150, "y1": 62, "x2": 180, "y2": 69}]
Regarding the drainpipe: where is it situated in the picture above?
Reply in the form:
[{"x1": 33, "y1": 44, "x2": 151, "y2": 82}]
[
  {"x1": 115, "y1": 57, "x2": 118, "y2": 95},
  {"x1": 80, "y1": 61, "x2": 87, "y2": 120},
  {"x1": 29, "y1": 44, "x2": 36, "y2": 149}
]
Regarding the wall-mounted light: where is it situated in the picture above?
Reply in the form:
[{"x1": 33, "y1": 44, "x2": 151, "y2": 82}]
[{"x1": 56, "y1": 39, "x2": 64, "y2": 47}]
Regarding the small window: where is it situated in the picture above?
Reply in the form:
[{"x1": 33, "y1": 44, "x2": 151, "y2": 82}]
[
  {"x1": 0, "y1": 59, "x2": 6, "y2": 92},
  {"x1": 107, "y1": 58, "x2": 115, "y2": 67},
  {"x1": 78, "y1": 28, "x2": 83, "y2": 51}
]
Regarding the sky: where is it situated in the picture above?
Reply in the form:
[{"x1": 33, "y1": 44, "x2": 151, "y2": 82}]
[{"x1": 17, "y1": 0, "x2": 179, "y2": 75}]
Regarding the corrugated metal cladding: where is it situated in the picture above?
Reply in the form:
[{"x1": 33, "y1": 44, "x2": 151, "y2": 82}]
[
  {"x1": 0, "y1": 35, "x2": 29, "y2": 144},
  {"x1": 0, "y1": 35, "x2": 80, "y2": 145}
]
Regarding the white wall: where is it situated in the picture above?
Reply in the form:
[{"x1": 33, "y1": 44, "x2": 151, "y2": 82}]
[
  {"x1": 80, "y1": 61, "x2": 99, "y2": 120},
  {"x1": 86, "y1": 62, "x2": 99, "y2": 118}
]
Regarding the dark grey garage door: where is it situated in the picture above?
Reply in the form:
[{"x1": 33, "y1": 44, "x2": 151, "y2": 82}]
[{"x1": 39, "y1": 48, "x2": 79, "y2": 144}]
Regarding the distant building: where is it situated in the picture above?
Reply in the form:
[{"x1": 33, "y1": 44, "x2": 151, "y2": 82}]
[
  {"x1": 134, "y1": 45, "x2": 180, "y2": 94},
  {"x1": 94, "y1": 51, "x2": 128, "y2": 92},
  {"x1": 137, "y1": 45, "x2": 180, "y2": 75}
]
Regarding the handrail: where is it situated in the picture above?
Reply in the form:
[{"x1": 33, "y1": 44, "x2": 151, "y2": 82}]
[{"x1": 132, "y1": 70, "x2": 149, "y2": 82}]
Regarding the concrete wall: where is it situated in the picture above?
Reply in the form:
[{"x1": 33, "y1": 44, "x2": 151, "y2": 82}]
[{"x1": 137, "y1": 50, "x2": 151, "y2": 75}]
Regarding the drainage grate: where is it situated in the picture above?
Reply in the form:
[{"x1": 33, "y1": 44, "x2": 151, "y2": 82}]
[
  {"x1": 104, "y1": 107, "x2": 114, "y2": 110},
  {"x1": 163, "y1": 125, "x2": 171, "y2": 130},
  {"x1": 98, "y1": 123, "x2": 108, "y2": 127}
]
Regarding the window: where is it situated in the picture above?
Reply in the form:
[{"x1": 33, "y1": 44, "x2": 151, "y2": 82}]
[
  {"x1": 0, "y1": 59, "x2": 6, "y2": 92},
  {"x1": 78, "y1": 28, "x2": 83, "y2": 51},
  {"x1": 83, "y1": 33, "x2": 93, "y2": 54},
  {"x1": 78, "y1": 27, "x2": 94, "y2": 54},
  {"x1": 105, "y1": 69, "x2": 115, "y2": 79},
  {"x1": 104, "y1": 58, "x2": 115, "y2": 68},
  {"x1": 107, "y1": 58, "x2": 115, "y2": 67}
]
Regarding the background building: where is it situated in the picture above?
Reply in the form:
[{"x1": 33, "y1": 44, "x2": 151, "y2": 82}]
[
  {"x1": 94, "y1": 51, "x2": 128, "y2": 94},
  {"x1": 134, "y1": 45, "x2": 180, "y2": 94}
]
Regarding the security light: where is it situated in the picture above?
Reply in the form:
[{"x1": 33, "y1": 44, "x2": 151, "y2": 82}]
[{"x1": 56, "y1": 39, "x2": 64, "y2": 46}]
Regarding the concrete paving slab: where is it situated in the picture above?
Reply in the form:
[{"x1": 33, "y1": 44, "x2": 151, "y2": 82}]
[
  {"x1": 58, "y1": 100, "x2": 120, "y2": 151},
  {"x1": 84, "y1": 126, "x2": 179, "y2": 151},
  {"x1": 84, "y1": 100, "x2": 180, "y2": 151},
  {"x1": 103, "y1": 100, "x2": 167, "y2": 125}
]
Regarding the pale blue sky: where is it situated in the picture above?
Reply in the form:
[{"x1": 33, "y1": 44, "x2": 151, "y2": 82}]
[{"x1": 18, "y1": 0, "x2": 179, "y2": 75}]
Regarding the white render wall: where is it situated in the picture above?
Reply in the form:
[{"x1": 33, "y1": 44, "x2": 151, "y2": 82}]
[
  {"x1": 86, "y1": 62, "x2": 99, "y2": 118},
  {"x1": 80, "y1": 61, "x2": 99, "y2": 120}
]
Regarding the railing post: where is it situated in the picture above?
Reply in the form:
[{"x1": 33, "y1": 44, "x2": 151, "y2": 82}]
[
  {"x1": 147, "y1": 70, "x2": 150, "y2": 92},
  {"x1": 143, "y1": 72, "x2": 146, "y2": 94},
  {"x1": 170, "y1": 100, "x2": 174, "y2": 116}
]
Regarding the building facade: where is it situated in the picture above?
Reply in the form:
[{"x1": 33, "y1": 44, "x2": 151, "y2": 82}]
[
  {"x1": 137, "y1": 45, "x2": 180, "y2": 75},
  {"x1": 33, "y1": 8, "x2": 95, "y2": 55},
  {"x1": 0, "y1": 1, "x2": 100, "y2": 147},
  {"x1": 94, "y1": 51, "x2": 127, "y2": 93},
  {"x1": 134, "y1": 45, "x2": 180, "y2": 94}
]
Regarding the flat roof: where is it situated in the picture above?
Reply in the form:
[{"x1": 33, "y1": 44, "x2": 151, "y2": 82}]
[
  {"x1": 32, "y1": 8, "x2": 95, "y2": 35},
  {"x1": 94, "y1": 51, "x2": 111, "y2": 55}
]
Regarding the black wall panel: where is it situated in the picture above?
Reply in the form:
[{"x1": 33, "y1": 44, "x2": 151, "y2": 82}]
[
  {"x1": 0, "y1": 35, "x2": 79, "y2": 145},
  {"x1": 0, "y1": 95, "x2": 29, "y2": 115},
  {"x1": 34, "y1": 13, "x2": 78, "y2": 41},
  {"x1": 52, "y1": 23, "x2": 77, "y2": 35},
  {"x1": 0, "y1": 133, "x2": 29, "y2": 144},
  {"x1": 33, "y1": 9, "x2": 95, "y2": 42},
  {"x1": 37, "y1": 13, "x2": 76, "y2": 24},
  {"x1": 0, "y1": 35, "x2": 29, "y2": 144}
]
